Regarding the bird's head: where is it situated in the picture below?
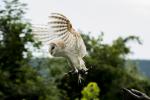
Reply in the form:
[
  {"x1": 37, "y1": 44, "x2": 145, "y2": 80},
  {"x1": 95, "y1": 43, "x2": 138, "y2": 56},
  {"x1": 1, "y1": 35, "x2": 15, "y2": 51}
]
[{"x1": 49, "y1": 40, "x2": 65, "y2": 56}]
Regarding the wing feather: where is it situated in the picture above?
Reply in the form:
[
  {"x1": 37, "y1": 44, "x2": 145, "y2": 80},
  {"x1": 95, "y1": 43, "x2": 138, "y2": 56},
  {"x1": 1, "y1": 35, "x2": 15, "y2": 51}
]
[
  {"x1": 48, "y1": 13, "x2": 87, "y2": 57},
  {"x1": 32, "y1": 13, "x2": 87, "y2": 57},
  {"x1": 32, "y1": 26, "x2": 58, "y2": 44}
]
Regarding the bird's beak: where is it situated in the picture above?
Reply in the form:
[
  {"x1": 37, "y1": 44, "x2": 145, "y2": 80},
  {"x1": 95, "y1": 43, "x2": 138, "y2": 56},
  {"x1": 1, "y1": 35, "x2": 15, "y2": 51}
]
[
  {"x1": 51, "y1": 50, "x2": 54, "y2": 55},
  {"x1": 49, "y1": 48, "x2": 53, "y2": 55}
]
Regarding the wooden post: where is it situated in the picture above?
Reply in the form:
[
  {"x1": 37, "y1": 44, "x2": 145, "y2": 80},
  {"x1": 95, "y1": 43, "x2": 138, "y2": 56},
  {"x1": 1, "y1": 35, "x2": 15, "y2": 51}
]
[{"x1": 122, "y1": 88, "x2": 150, "y2": 100}]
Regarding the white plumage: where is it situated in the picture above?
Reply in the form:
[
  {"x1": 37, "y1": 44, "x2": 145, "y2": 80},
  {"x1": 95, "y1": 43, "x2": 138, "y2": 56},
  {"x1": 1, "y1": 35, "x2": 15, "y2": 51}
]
[{"x1": 32, "y1": 13, "x2": 88, "y2": 76}]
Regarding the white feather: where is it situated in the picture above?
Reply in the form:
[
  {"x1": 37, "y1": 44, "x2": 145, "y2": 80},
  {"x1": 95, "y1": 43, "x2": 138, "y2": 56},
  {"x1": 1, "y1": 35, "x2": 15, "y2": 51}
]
[{"x1": 32, "y1": 13, "x2": 88, "y2": 72}]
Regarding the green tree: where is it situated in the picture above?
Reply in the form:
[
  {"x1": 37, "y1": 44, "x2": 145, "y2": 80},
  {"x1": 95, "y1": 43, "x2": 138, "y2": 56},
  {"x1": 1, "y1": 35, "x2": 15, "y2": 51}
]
[
  {"x1": 57, "y1": 33, "x2": 150, "y2": 100},
  {"x1": 81, "y1": 82, "x2": 100, "y2": 100},
  {"x1": 0, "y1": 0, "x2": 63, "y2": 99}
]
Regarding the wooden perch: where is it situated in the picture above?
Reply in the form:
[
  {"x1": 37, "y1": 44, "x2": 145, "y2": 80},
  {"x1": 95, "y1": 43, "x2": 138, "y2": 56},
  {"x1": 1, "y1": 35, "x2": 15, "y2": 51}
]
[{"x1": 122, "y1": 88, "x2": 150, "y2": 100}]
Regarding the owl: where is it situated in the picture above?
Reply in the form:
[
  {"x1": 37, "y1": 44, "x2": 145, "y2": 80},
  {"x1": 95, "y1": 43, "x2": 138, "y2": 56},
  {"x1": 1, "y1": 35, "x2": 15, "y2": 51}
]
[{"x1": 32, "y1": 13, "x2": 88, "y2": 82}]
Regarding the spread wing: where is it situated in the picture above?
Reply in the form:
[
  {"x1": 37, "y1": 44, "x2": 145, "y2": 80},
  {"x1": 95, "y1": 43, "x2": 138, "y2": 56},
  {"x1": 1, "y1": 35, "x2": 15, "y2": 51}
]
[
  {"x1": 32, "y1": 13, "x2": 87, "y2": 57},
  {"x1": 49, "y1": 13, "x2": 87, "y2": 57},
  {"x1": 32, "y1": 25, "x2": 58, "y2": 44}
]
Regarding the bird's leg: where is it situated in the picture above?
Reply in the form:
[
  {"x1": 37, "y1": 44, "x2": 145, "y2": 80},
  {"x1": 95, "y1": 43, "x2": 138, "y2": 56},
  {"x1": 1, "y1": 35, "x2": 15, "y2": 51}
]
[
  {"x1": 67, "y1": 67, "x2": 79, "y2": 75},
  {"x1": 79, "y1": 58, "x2": 88, "y2": 75},
  {"x1": 68, "y1": 69, "x2": 75, "y2": 74},
  {"x1": 66, "y1": 59, "x2": 79, "y2": 75},
  {"x1": 78, "y1": 69, "x2": 88, "y2": 75},
  {"x1": 78, "y1": 74, "x2": 84, "y2": 84},
  {"x1": 77, "y1": 69, "x2": 89, "y2": 84},
  {"x1": 74, "y1": 68, "x2": 79, "y2": 73}
]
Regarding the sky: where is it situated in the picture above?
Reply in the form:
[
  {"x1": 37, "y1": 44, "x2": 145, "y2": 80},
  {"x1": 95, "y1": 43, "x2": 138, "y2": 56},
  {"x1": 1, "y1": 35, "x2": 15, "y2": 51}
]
[{"x1": 20, "y1": 0, "x2": 150, "y2": 59}]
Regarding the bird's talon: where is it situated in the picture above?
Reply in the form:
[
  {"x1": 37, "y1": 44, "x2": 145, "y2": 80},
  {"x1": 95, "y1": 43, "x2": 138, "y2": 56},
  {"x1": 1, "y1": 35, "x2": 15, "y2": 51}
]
[
  {"x1": 85, "y1": 71, "x2": 88, "y2": 75},
  {"x1": 78, "y1": 74, "x2": 84, "y2": 84},
  {"x1": 67, "y1": 69, "x2": 79, "y2": 75},
  {"x1": 78, "y1": 69, "x2": 88, "y2": 75}
]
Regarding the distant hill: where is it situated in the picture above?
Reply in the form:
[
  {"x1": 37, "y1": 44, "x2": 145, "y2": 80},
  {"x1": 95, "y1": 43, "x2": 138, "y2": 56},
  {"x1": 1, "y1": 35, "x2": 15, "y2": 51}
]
[
  {"x1": 29, "y1": 58, "x2": 150, "y2": 77},
  {"x1": 132, "y1": 60, "x2": 150, "y2": 77}
]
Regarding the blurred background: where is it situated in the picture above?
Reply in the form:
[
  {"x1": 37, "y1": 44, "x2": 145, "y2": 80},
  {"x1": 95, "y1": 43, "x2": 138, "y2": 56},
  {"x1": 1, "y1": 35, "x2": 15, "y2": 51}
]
[{"x1": 0, "y1": 0, "x2": 150, "y2": 100}]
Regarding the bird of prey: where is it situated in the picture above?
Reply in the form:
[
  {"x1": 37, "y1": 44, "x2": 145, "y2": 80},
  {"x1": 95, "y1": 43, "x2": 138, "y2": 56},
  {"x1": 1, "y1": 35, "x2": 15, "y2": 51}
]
[{"x1": 32, "y1": 13, "x2": 88, "y2": 82}]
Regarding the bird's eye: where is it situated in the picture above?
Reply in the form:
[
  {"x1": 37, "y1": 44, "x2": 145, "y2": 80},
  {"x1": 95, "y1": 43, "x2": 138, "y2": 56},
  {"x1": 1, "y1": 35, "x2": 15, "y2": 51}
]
[{"x1": 51, "y1": 46, "x2": 55, "y2": 50}]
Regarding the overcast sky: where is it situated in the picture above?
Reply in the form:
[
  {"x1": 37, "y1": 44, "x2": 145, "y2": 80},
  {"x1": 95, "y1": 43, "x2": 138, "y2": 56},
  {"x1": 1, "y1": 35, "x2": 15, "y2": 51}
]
[{"x1": 21, "y1": 0, "x2": 150, "y2": 59}]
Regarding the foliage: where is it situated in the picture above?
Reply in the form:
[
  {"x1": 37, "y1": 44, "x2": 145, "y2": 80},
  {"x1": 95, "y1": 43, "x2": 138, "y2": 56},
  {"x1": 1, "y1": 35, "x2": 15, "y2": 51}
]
[
  {"x1": 0, "y1": 0, "x2": 150, "y2": 100},
  {"x1": 57, "y1": 33, "x2": 150, "y2": 100},
  {"x1": 0, "y1": 0, "x2": 64, "y2": 99},
  {"x1": 81, "y1": 82, "x2": 100, "y2": 100}
]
